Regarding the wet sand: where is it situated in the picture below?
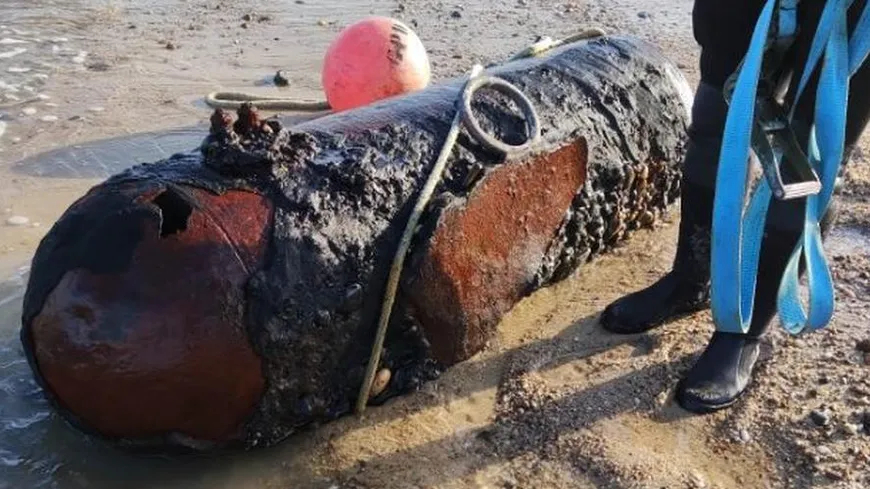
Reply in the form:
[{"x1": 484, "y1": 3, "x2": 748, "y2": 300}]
[{"x1": 1, "y1": 1, "x2": 869, "y2": 488}]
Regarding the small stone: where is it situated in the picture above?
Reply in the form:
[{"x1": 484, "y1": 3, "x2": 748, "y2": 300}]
[
  {"x1": 242, "y1": 13, "x2": 253, "y2": 22},
  {"x1": 817, "y1": 445, "x2": 833, "y2": 458},
  {"x1": 738, "y1": 428, "x2": 751, "y2": 443},
  {"x1": 241, "y1": 22, "x2": 249, "y2": 29},
  {"x1": 823, "y1": 468, "x2": 845, "y2": 481},
  {"x1": 21, "y1": 107, "x2": 36, "y2": 116},
  {"x1": 342, "y1": 283, "x2": 363, "y2": 311},
  {"x1": 369, "y1": 368, "x2": 391, "y2": 398},
  {"x1": 856, "y1": 338, "x2": 870, "y2": 353},
  {"x1": 7, "y1": 66, "x2": 31, "y2": 73},
  {"x1": 86, "y1": 61, "x2": 111, "y2": 72},
  {"x1": 274, "y1": 70, "x2": 290, "y2": 87},
  {"x1": 5, "y1": 215, "x2": 29, "y2": 226},
  {"x1": 40, "y1": 115, "x2": 58, "y2": 122},
  {"x1": 638, "y1": 11, "x2": 651, "y2": 19},
  {"x1": 165, "y1": 41, "x2": 177, "y2": 50},
  {"x1": 317, "y1": 19, "x2": 328, "y2": 27},
  {"x1": 810, "y1": 409, "x2": 831, "y2": 427},
  {"x1": 842, "y1": 423, "x2": 860, "y2": 437},
  {"x1": 450, "y1": 10, "x2": 462, "y2": 19},
  {"x1": 688, "y1": 470, "x2": 707, "y2": 488},
  {"x1": 35, "y1": 94, "x2": 50, "y2": 100},
  {"x1": 88, "y1": 107, "x2": 105, "y2": 113}
]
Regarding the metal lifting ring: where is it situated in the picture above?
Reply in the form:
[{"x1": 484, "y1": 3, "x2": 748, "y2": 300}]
[{"x1": 460, "y1": 75, "x2": 542, "y2": 155}]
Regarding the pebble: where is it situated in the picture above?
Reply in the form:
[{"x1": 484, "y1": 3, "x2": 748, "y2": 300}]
[
  {"x1": 343, "y1": 283, "x2": 363, "y2": 311},
  {"x1": 40, "y1": 115, "x2": 58, "y2": 122},
  {"x1": 817, "y1": 445, "x2": 833, "y2": 458},
  {"x1": 274, "y1": 70, "x2": 290, "y2": 87},
  {"x1": 35, "y1": 94, "x2": 50, "y2": 100},
  {"x1": 688, "y1": 470, "x2": 707, "y2": 488},
  {"x1": 87, "y1": 106, "x2": 105, "y2": 113},
  {"x1": 638, "y1": 11, "x2": 651, "y2": 19},
  {"x1": 7, "y1": 66, "x2": 30, "y2": 73},
  {"x1": 810, "y1": 409, "x2": 831, "y2": 427},
  {"x1": 21, "y1": 107, "x2": 36, "y2": 116},
  {"x1": 450, "y1": 10, "x2": 462, "y2": 19},
  {"x1": 369, "y1": 368, "x2": 392, "y2": 398},
  {"x1": 856, "y1": 338, "x2": 870, "y2": 353},
  {"x1": 842, "y1": 423, "x2": 860, "y2": 436},
  {"x1": 71, "y1": 51, "x2": 88, "y2": 64},
  {"x1": 5, "y1": 215, "x2": 29, "y2": 227}
]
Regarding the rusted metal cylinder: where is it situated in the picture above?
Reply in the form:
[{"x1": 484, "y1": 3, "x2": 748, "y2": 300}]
[{"x1": 20, "y1": 36, "x2": 691, "y2": 450}]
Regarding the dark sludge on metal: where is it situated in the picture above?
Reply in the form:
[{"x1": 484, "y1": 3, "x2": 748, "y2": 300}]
[{"x1": 19, "y1": 35, "x2": 691, "y2": 451}]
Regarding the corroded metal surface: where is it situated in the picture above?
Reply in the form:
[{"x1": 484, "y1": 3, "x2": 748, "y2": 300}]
[
  {"x1": 407, "y1": 140, "x2": 589, "y2": 365},
  {"x1": 20, "y1": 36, "x2": 690, "y2": 450},
  {"x1": 26, "y1": 184, "x2": 272, "y2": 445}
]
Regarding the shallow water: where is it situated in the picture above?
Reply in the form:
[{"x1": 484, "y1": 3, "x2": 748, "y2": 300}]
[
  {"x1": 0, "y1": 268, "x2": 336, "y2": 489},
  {"x1": 0, "y1": 1, "x2": 397, "y2": 487}
]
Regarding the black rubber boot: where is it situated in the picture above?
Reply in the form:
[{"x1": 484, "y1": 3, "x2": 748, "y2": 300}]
[
  {"x1": 600, "y1": 180, "x2": 713, "y2": 333},
  {"x1": 601, "y1": 83, "x2": 726, "y2": 334},
  {"x1": 676, "y1": 201, "x2": 839, "y2": 413}
]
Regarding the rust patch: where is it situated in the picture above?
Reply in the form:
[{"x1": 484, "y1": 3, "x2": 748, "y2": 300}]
[
  {"x1": 408, "y1": 139, "x2": 588, "y2": 365},
  {"x1": 30, "y1": 187, "x2": 272, "y2": 443}
]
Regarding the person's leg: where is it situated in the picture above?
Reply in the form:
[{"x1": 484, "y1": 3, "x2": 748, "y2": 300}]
[
  {"x1": 600, "y1": 0, "x2": 765, "y2": 334},
  {"x1": 676, "y1": 0, "x2": 870, "y2": 412}
]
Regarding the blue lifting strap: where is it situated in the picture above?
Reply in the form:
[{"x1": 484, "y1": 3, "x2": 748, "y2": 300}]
[{"x1": 711, "y1": 0, "x2": 870, "y2": 335}]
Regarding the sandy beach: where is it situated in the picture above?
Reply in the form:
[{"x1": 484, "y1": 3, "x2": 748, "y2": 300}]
[{"x1": 1, "y1": 1, "x2": 868, "y2": 488}]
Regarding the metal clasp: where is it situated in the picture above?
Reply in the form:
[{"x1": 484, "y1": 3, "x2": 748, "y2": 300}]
[{"x1": 752, "y1": 96, "x2": 821, "y2": 200}]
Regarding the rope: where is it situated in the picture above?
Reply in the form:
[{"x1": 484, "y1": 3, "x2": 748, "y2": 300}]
[
  {"x1": 353, "y1": 64, "x2": 541, "y2": 414},
  {"x1": 508, "y1": 28, "x2": 607, "y2": 61},
  {"x1": 354, "y1": 29, "x2": 606, "y2": 414},
  {"x1": 202, "y1": 28, "x2": 606, "y2": 114},
  {"x1": 204, "y1": 91, "x2": 330, "y2": 111}
]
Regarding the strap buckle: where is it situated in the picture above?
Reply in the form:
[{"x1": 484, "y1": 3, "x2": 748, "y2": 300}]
[{"x1": 752, "y1": 95, "x2": 821, "y2": 200}]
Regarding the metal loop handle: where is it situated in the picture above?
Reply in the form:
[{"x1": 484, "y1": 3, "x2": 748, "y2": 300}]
[{"x1": 460, "y1": 75, "x2": 542, "y2": 155}]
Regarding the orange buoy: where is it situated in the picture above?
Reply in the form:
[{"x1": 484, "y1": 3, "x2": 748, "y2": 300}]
[{"x1": 322, "y1": 17, "x2": 431, "y2": 111}]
